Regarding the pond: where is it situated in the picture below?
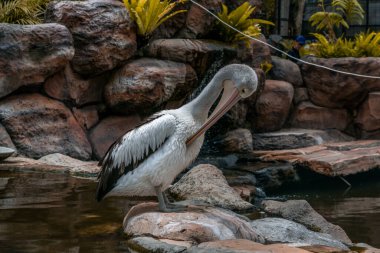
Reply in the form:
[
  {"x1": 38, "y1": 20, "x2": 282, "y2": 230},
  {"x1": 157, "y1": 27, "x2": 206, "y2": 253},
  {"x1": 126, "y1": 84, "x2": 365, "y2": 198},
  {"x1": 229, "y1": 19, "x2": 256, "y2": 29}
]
[{"x1": 0, "y1": 169, "x2": 379, "y2": 253}]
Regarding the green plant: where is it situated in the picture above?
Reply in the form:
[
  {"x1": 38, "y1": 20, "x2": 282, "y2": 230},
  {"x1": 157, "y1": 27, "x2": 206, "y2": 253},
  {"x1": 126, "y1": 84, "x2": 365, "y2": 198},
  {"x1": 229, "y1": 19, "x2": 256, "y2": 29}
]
[
  {"x1": 123, "y1": 0, "x2": 187, "y2": 37},
  {"x1": 0, "y1": 0, "x2": 50, "y2": 24},
  {"x1": 216, "y1": 2, "x2": 274, "y2": 44},
  {"x1": 259, "y1": 61, "x2": 273, "y2": 75}
]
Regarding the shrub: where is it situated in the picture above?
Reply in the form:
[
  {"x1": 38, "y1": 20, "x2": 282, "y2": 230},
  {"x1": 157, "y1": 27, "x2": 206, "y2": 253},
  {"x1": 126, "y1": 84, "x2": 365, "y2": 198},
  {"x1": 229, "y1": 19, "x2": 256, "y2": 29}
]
[{"x1": 0, "y1": 0, "x2": 50, "y2": 25}]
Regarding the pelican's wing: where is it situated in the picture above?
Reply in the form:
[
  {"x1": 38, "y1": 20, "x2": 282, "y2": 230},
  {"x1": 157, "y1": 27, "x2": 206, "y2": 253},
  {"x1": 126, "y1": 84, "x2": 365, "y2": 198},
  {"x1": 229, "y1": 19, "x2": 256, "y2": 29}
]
[{"x1": 96, "y1": 113, "x2": 176, "y2": 201}]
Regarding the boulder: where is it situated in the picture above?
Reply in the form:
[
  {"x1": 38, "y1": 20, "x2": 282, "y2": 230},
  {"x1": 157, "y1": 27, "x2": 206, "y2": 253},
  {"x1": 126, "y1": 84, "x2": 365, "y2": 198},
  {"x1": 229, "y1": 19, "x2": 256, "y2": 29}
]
[
  {"x1": 123, "y1": 202, "x2": 264, "y2": 243},
  {"x1": 237, "y1": 35, "x2": 271, "y2": 68},
  {"x1": 145, "y1": 39, "x2": 236, "y2": 77},
  {"x1": 252, "y1": 80, "x2": 294, "y2": 132},
  {"x1": 294, "y1": 87, "x2": 309, "y2": 104},
  {"x1": 0, "y1": 23, "x2": 74, "y2": 98},
  {"x1": 0, "y1": 147, "x2": 16, "y2": 161},
  {"x1": 45, "y1": 0, "x2": 136, "y2": 76},
  {"x1": 72, "y1": 106, "x2": 99, "y2": 130},
  {"x1": 261, "y1": 200, "x2": 352, "y2": 244},
  {"x1": 104, "y1": 58, "x2": 198, "y2": 114},
  {"x1": 252, "y1": 129, "x2": 354, "y2": 150},
  {"x1": 169, "y1": 164, "x2": 254, "y2": 211},
  {"x1": 270, "y1": 56, "x2": 303, "y2": 87},
  {"x1": 0, "y1": 124, "x2": 15, "y2": 149},
  {"x1": 212, "y1": 128, "x2": 253, "y2": 153},
  {"x1": 0, "y1": 94, "x2": 92, "y2": 160},
  {"x1": 250, "y1": 218, "x2": 349, "y2": 250},
  {"x1": 191, "y1": 239, "x2": 312, "y2": 253},
  {"x1": 126, "y1": 236, "x2": 188, "y2": 253},
  {"x1": 89, "y1": 115, "x2": 141, "y2": 159},
  {"x1": 301, "y1": 57, "x2": 380, "y2": 108},
  {"x1": 356, "y1": 92, "x2": 380, "y2": 132},
  {"x1": 291, "y1": 102, "x2": 350, "y2": 131},
  {"x1": 44, "y1": 65, "x2": 108, "y2": 106}
]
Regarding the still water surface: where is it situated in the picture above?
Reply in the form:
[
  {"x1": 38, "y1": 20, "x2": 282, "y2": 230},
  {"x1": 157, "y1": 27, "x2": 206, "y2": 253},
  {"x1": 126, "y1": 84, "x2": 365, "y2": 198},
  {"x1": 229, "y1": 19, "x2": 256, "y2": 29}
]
[{"x1": 0, "y1": 169, "x2": 379, "y2": 253}]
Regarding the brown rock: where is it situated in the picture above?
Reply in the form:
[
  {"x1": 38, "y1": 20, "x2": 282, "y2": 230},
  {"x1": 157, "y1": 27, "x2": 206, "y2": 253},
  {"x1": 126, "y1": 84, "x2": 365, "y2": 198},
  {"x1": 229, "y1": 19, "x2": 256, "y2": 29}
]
[
  {"x1": 213, "y1": 128, "x2": 253, "y2": 153},
  {"x1": 44, "y1": 65, "x2": 108, "y2": 106},
  {"x1": 291, "y1": 102, "x2": 350, "y2": 130},
  {"x1": 300, "y1": 245, "x2": 354, "y2": 253},
  {"x1": 104, "y1": 58, "x2": 198, "y2": 114},
  {"x1": 89, "y1": 115, "x2": 141, "y2": 159},
  {"x1": 301, "y1": 57, "x2": 380, "y2": 108},
  {"x1": 169, "y1": 164, "x2": 253, "y2": 211},
  {"x1": 0, "y1": 124, "x2": 15, "y2": 149},
  {"x1": 123, "y1": 203, "x2": 263, "y2": 243},
  {"x1": 237, "y1": 35, "x2": 271, "y2": 68},
  {"x1": 0, "y1": 94, "x2": 91, "y2": 160},
  {"x1": 193, "y1": 239, "x2": 312, "y2": 253},
  {"x1": 45, "y1": 0, "x2": 136, "y2": 76},
  {"x1": 356, "y1": 92, "x2": 380, "y2": 132},
  {"x1": 232, "y1": 185, "x2": 256, "y2": 202},
  {"x1": 0, "y1": 23, "x2": 74, "y2": 98},
  {"x1": 145, "y1": 39, "x2": 236, "y2": 77},
  {"x1": 271, "y1": 56, "x2": 303, "y2": 87},
  {"x1": 261, "y1": 200, "x2": 352, "y2": 244},
  {"x1": 253, "y1": 80, "x2": 294, "y2": 132},
  {"x1": 294, "y1": 87, "x2": 309, "y2": 104},
  {"x1": 72, "y1": 106, "x2": 99, "y2": 130}
]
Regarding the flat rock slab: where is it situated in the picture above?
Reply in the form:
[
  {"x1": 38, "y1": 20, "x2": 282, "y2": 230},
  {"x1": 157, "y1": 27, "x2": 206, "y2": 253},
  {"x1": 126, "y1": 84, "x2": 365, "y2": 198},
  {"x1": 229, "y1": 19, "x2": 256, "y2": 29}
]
[
  {"x1": 253, "y1": 140, "x2": 380, "y2": 176},
  {"x1": 0, "y1": 147, "x2": 15, "y2": 161}
]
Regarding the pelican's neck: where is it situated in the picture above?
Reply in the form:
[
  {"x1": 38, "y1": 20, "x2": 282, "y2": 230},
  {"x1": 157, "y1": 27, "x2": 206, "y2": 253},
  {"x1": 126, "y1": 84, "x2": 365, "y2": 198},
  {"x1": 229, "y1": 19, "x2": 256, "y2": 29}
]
[{"x1": 186, "y1": 74, "x2": 225, "y2": 121}]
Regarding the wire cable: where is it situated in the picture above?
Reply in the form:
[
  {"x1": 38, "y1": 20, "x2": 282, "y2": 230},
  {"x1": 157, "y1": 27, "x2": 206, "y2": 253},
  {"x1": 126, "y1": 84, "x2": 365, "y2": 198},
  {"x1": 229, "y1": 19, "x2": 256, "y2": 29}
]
[{"x1": 189, "y1": 0, "x2": 380, "y2": 79}]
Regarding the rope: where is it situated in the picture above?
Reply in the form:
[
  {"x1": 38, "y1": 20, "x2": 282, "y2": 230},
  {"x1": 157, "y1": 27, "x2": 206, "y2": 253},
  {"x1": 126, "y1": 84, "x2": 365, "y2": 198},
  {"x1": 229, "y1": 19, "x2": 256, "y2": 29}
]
[{"x1": 189, "y1": 0, "x2": 380, "y2": 79}]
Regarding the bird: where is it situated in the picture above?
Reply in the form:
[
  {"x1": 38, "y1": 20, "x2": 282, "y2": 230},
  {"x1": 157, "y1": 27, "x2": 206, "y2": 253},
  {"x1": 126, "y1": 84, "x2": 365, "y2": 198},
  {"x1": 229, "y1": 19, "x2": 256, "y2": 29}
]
[{"x1": 96, "y1": 64, "x2": 258, "y2": 212}]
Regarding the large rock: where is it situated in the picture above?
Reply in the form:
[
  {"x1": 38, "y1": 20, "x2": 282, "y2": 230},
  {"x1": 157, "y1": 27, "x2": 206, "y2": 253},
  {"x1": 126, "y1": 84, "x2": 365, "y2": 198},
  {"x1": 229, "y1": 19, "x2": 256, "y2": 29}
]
[
  {"x1": 294, "y1": 87, "x2": 309, "y2": 104},
  {"x1": 253, "y1": 129, "x2": 354, "y2": 150},
  {"x1": 145, "y1": 39, "x2": 236, "y2": 77},
  {"x1": 123, "y1": 202, "x2": 264, "y2": 243},
  {"x1": 237, "y1": 35, "x2": 271, "y2": 68},
  {"x1": 169, "y1": 164, "x2": 254, "y2": 211},
  {"x1": 270, "y1": 56, "x2": 303, "y2": 87},
  {"x1": 44, "y1": 65, "x2": 108, "y2": 106},
  {"x1": 89, "y1": 115, "x2": 141, "y2": 159},
  {"x1": 356, "y1": 92, "x2": 380, "y2": 132},
  {"x1": 0, "y1": 23, "x2": 74, "y2": 98},
  {"x1": 252, "y1": 80, "x2": 294, "y2": 132},
  {"x1": 104, "y1": 58, "x2": 198, "y2": 114},
  {"x1": 212, "y1": 128, "x2": 253, "y2": 153},
  {"x1": 45, "y1": 0, "x2": 136, "y2": 76},
  {"x1": 291, "y1": 102, "x2": 350, "y2": 131},
  {"x1": 301, "y1": 57, "x2": 380, "y2": 108},
  {"x1": 72, "y1": 106, "x2": 99, "y2": 130},
  {"x1": 0, "y1": 94, "x2": 92, "y2": 160},
  {"x1": 261, "y1": 200, "x2": 352, "y2": 244},
  {"x1": 126, "y1": 237, "x2": 188, "y2": 253},
  {"x1": 0, "y1": 124, "x2": 15, "y2": 149},
  {"x1": 250, "y1": 218, "x2": 349, "y2": 250}
]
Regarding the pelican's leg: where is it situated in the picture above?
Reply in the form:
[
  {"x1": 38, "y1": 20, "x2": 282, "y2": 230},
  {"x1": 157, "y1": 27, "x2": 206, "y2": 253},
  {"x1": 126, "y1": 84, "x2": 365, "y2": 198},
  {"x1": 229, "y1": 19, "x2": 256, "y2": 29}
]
[
  {"x1": 163, "y1": 192, "x2": 188, "y2": 209},
  {"x1": 155, "y1": 187, "x2": 186, "y2": 212}
]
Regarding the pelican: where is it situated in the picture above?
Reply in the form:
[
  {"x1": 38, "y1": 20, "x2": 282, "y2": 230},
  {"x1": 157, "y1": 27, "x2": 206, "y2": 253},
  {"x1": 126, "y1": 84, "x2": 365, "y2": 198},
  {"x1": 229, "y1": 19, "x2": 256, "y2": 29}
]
[{"x1": 96, "y1": 64, "x2": 258, "y2": 212}]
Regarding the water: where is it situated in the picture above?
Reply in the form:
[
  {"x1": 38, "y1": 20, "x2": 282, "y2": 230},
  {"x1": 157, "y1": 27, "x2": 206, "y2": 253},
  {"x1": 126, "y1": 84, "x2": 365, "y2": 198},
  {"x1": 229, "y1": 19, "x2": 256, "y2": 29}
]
[{"x1": 0, "y1": 169, "x2": 379, "y2": 252}]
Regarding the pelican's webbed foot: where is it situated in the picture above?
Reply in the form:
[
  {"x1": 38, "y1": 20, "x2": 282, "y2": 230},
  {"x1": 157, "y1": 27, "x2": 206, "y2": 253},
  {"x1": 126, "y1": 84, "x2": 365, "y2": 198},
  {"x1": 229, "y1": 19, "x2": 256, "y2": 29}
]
[{"x1": 155, "y1": 187, "x2": 187, "y2": 212}]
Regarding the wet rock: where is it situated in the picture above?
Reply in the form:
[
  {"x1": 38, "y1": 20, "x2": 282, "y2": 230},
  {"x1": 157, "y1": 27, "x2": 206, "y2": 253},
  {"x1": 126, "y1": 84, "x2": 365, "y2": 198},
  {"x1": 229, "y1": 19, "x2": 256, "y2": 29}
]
[
  {"x1": 290, "y1": 102, "x2": 350, "y2": 131},
  {"x1": 72, "y1": 106, "x2": 99, "y2": 130},
  {"x1": 252, "y1": 80, "x2": 294, "y2": 132},
  {"x1": 213, "y1": 128, "x2": 253, "y2": 153},
  {"x1": 294, "y1": 87, "x2": 309, "y2": 104},
  {"x1": 0, "y1": 124, "x2": 15, "y2": 149},
  {"x1": 191, "y1": 239, "x2": 312, "y2": 253},
  {"x1": 44, "y1": 65, "x2": 108, "y2": 106},
  {"x1": 104, "y1": 58, "x2": 198, "y2": 114},
  {"x1": 45, "y1": 0, "x2": 136, "y2": 76},
  {"x1": 0, "y1": 23, "x2": 74, "y2": 98},
  {"x1": 89, "y1": 115, "x2": 141, "y2": 159},
  {"x1": 301, "y1": 57, "x2": 380, "y2": 109},
  {"x1": 237, "y1": 35, "x2": 271, "y2": 68},
  {"x1": 145, "y1": 39, "x2": 236, "y2": 77},
  {"x1": 0, "y1": 147, "x2": 16, "y2": 161},
  {"x1": 253, "y1": 129, "x2": 354, "y2": 150},
  {"x1": 356, "y1": 92, "x2": 380, "y2": 132},
  {"x1": 123, "y1": 202, "x2": 264, "y2": 243},
  {"x1": 169, "y1": 164, "x2": 254, "y2": 211},
  {"x1": 126, "y1": 236, "x2": 188, "y2": 253},
  {"x1": 261, "y1": 200, "x2": 352, "y2": 244},
  {"x1": 232, "y1": 185, "x2": 256, "y2": 202},
  {"x1": 250, "y1": 218, "x2": 349, "y2": 250},
  {"x1": 300, "y1": 245, "x2": 355, "y2": 253},
  {"x1": 0, "y1": 94, "x2": 92, "y2": 160},
  {"x1": 254, "y1": 164, "x2": 299, "y2": 190},
  {"x1": 270, "y1": 56, "x2": 303, "y2": 87}
]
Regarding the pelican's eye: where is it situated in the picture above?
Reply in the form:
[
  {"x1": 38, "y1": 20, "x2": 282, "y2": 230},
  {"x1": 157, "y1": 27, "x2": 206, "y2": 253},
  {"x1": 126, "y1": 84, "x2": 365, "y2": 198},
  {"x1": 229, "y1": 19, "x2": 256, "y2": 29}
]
[{"x1": 242, "y1": 88, "x2": 247, "y2": 94}]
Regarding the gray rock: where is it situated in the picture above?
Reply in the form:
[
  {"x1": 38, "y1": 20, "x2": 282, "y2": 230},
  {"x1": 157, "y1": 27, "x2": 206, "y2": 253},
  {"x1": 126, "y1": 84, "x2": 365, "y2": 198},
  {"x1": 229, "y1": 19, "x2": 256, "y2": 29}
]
[
  {"x1": 270, "y1": 56, "x2": 303, "y2": 87},
  {"x1": 250, "y1": 218, "x2": 349, "y2": 250},
  {"x1": 0, "y1": 23, "x2": 74, "y2": 98},
  {"x1": 126, "y1": 236, "x2": 187, "y2": 253},
  {"x1": 0, "y1": 124, "x2": 15, "y2": 149},
  {"x1": 261, "y1": 200, "x2": 352, "y2": 244},
  {"x1": 0, "y1": 147, "x2": 16, "y2": 161},
  {"x1": 45, "y1": 0, "x2": 136, "y2": 76},
  {"x1": 254, "y1": 164, "x2": 299, "y2": 190},
  {"x1": 253, "y1": 128, "x2": 354, "y2": 150},
  {"x1": 293, "y1": 87, "x2": 309, "y2": 105},
  {"x1": 169, "y1": 164, "x2": 254, "y2": 211}
]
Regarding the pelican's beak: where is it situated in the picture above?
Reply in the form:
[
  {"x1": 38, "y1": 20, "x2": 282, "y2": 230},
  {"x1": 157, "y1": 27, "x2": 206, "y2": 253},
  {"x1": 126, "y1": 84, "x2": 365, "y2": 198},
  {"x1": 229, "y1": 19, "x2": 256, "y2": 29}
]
[{"x1": 187, "y1": 80, "x2": 241, "y2": 145}]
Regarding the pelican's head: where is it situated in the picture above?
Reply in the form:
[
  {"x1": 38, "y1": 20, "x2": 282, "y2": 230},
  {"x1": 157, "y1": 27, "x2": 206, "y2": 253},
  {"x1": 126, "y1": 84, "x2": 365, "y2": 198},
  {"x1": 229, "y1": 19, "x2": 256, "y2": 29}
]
[{"x1": 187, "y1": 64, "x2": 258, "y2": 145}]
